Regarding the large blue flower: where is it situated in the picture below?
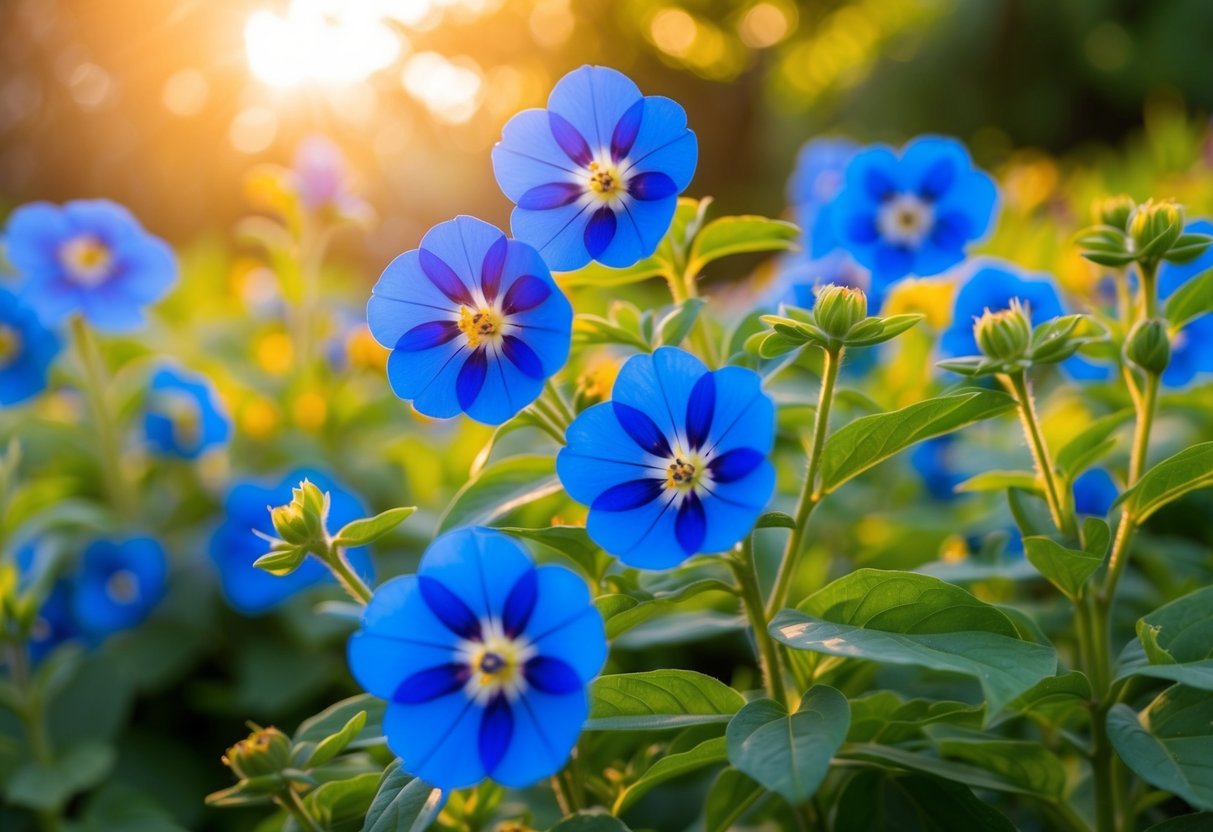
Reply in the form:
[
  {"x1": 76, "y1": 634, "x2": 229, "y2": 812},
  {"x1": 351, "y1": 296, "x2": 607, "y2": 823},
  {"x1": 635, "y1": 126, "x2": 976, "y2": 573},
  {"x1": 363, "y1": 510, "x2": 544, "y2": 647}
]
[
  {"x1": 940, "y1": 262, "x2": 1065, "y2": 358},
  {"x1": 492, "y1": 65, "x2": 697, "y2": 271},
  {"x1": 831, "y1": 136, "x2": 998, "y2": 287},
  {"x1": 143, "y1": 365, "x2": 231, "y2": 459},
  {"x1": 347, "y1": 527, "x2": 605, "y2": 791},
  {"x1": 72, "y1": 537, "x2": 167, "y2": 638},
  {"x1": 557, "y1": 347, "x2": 776, "y2": 569},
  {"x1": 4, "y1": 200, "x2": 177, "y2": 332},
  {"x1": 1073, "y1": 468, "x2": 1118, "y2": 518},
  {"x1": 368, "y1": 216, "x2": 572, "y2": 425},
  {"x1": 787, "y1": 138, "x2": 858, "y2": 259},
  {"x1": 0, "y1": 286, "x2": 59, "y2": 406},
  {"x1": 209, "y1": 469, "x2": 375, "y2": 614}
]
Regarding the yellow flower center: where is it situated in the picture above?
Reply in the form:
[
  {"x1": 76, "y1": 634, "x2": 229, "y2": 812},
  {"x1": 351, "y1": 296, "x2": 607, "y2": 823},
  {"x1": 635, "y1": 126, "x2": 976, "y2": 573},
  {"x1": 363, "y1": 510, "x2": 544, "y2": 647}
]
[
  {"x1": 105, "y1": 569, "x2": 140, "y2": 604},
  {"x1": 59, "y1": 235, "x2": 114, "y2": 287},
  {"x1": 587, "y1": 160, "x2": 623, "y2": 199},
  {"x1": 0, "y1": 324, "x2": 22, "y2": 367},
  {"x1": 666, "y1": 457, "x2": 699, "y2": 491},
  {"x1": 458, "y1": 306, "x2": 502, "y2": 348}
]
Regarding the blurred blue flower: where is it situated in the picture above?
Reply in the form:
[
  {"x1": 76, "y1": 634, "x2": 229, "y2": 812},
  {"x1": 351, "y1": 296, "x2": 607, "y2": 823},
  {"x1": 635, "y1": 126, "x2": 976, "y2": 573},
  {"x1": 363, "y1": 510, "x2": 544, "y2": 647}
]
[
  {"x1": 347, "y1": 527, "x2": 605, "y2": 791},
  {"x1": 16, "y1": 540, "x2": 76, "y2": 663},
  {"x1": 787, "y1": 138, "x2": 858, "y2": 259},
  {"x1": 293, "y1": 136, "x2": 369, "y2": 219},
  {"x1": 72, "y1": 537, "x2": 167, "y2": 639},
  {"x1": 911, "y1": 435, "x2": 967, "y2": 501},
  {"x1": 831, "y1": 136, "x2": 998, "y2": 287},
  {"x1": 492, "y1": 65, "x2": 697, "y2": 271},
  {"x1": 774, "y1": 250, "x2": 882, "y2": 311},
  {"x1": 4, "y1": 200, "x2": 177, "y2": 332},
  {"x1": 0, "y1": 286, "x2": 59, "y2": 406},
  {"x1": 940, "y1": 262, "x2": 1064, "y2": 358},
  {"x1": 558, "y1": 347, "x2": 775, "y2": 569},
  {"x1": 368, "y1": 216, "x2": 572, "y2": 425},
  {"x1": 210, "y1": 469, "x2": 374, "y2": 614},
  {"x1": 143, "y1": 365, "x2": 231, "y2": 459},
  {"x1": 1073, "y1": 468, "x2": 1119, "y2": 518}
]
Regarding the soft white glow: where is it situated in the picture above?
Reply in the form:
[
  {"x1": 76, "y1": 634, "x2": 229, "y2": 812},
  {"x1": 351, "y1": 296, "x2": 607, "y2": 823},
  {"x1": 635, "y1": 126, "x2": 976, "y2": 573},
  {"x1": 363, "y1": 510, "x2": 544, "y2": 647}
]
[
  {"x1": 401, "y1": 53, "x2": 483, "y2": 124},
  {"x1": 244, "y1": 2, "x2": 403, "y2": 87}
]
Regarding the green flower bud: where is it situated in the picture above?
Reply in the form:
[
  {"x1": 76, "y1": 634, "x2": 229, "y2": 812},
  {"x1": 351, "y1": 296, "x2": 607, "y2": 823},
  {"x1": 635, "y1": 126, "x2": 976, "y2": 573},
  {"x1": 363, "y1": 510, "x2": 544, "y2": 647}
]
[
  {"x1": 1125, "y1": 319, "x2": 1171, "y2": 376},
  {"x1": 974, "y1": 300, "x2": 1032, "y2": 362},
  {"x1": 269, "y1": 479, "x2": 329, "y2": 550},
  {"x1": 1092, "y1": 194, "x2": 1136, "y2": 230},
  {"x1": 222, "y1": 725, "x2": 291, "y2": 781},
  {"x1": 1128, "y1": 199, "x2": 1183, "y2": 261},
  {"x1": 814, "y1": 284, "x2": 868, "y2": 339}
]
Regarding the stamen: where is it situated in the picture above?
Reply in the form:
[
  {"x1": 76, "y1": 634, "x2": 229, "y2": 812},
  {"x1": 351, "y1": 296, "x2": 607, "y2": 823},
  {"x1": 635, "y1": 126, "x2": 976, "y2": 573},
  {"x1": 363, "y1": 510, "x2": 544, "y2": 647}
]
[
  {"x1": 457, "y1": 306, "x2": 502, "y2": 348},
  {"x1": 665, "y1": 457, "x2": 698, "y2": 490}
]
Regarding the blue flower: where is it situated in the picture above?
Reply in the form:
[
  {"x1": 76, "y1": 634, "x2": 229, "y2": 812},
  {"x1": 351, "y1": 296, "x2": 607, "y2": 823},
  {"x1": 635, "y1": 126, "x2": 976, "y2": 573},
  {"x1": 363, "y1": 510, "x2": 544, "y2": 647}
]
[
  {"x1": 831, "y1": 136, "x2": 998, "y2": 287},
  {"x1": 16, "y1": 540, "x2": 76, "y2": 663},
  {"x1": 940, "y1": 262, "x2": 1064, "y2": 358},
  {"x1": 368, "y1": 216, "x2": 572, "y2": 425},
  {"x1": 72, "y1": 537, "x2": 167, "y2": 638},
  {"x1": 143, "y1": 365, "x2": 231, "y2": 459},
  {"x1": 557, "y1": 347, "x2": 776, "y2": 569},
  {"x1": 1073, "y1": 468, "x2": 1119, "y2": 518},
  {"x1": 774, "y1": 249, "x2": 885, "y2": 314},
  {"x1": 787, "y1": 138, "x2": 858, "y2": 259},
  {"x1": 492, "y1": 65, "x2": 697, "y2": 271},
  {"x1": 0, "y1": 286, "x2": 59, "y2": 406},
  {"x1": 347, "y1": 527, "x2": 605, "y2": 791},
  {"x1": 4, "y1": 200, "x2": 177, "y2": 332},
  {"x1": 910, "y1": 435, "x2": 967, "y2": 501},
  {"x1": 210, "y1": 469, "x2": 375, "y2": 614}
]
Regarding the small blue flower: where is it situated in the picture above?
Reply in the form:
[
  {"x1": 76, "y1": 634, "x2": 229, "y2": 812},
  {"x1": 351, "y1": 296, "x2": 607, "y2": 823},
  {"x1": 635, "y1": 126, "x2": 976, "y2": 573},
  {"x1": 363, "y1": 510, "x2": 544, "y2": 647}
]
[
  {"x1": 1073, "y1": 468, "x2": 1119, "y2": 518},
  {"x1": 831, "y1": 136, "x2": 998, "y2": 287},
  {"x1": 347, "y1": 527, "x2": 605, "y2": 791},
  {"x1": 492, "y1": 65, "x2": 697, "y2": 271},
  {"x1": 557, "y1": 347, "x2": 776, "y2": 569},
  {"x1": 210, "y1": 469, "x2": 375, "y2": 614},
  {"x1": 940, "y1": 262, "x2": 1064, "y2": 358},
  {"x1": 774, "y1": 249, "x2": 884, "y2": 314},
  {"x1": 16, "y1": 540, "x2": 76, "y2": 663},
  {"x1": 4, "y1": 200, "x2": 177, "y2": 332},
  {"x1": 143, "y1": 365, "x2": 231, "y2": 459},
  {"x1": 0, "y1": 286, "x2": 59, "y2": 406},
  {"x1": 910, "y1": 435, "x2": 967, "y2": 501},
  {"x1": 787, "y1": 138, "x2": 858, "y2": 259},
  {"x1": 368, "y1": 216, "x2": 573, "y2": 425},
  {"x1": 72, "y1": 537, "x2": 167, "y2": 638}
]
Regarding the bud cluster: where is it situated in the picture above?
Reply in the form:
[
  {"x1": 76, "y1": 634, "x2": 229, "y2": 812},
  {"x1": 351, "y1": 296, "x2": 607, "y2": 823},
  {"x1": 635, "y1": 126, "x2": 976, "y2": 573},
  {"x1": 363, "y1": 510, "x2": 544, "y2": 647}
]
[{"x1": 974, "y1": 300, "x2": 1032, "y2": 363}]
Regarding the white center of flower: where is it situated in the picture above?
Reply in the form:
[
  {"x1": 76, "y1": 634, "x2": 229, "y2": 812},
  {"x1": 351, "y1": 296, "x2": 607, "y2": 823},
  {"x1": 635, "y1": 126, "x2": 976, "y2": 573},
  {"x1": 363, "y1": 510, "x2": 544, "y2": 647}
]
[
  {"x1": 877, "y1": 194, "x2": 935, "y2": 246},
  {"x1": 456, "y1": 618, "x2": 537, "y2": 703},
  {"x1": 106, "y1": 569, "x2": 140, "y2": 604},
  {"x1": 59, "y1": 235, "x2": 114, "y2": 287},
  {"x1": 585, "y1": 153, "x2": 628, "y2": 206},
  {"x1": 0, "y1": 324, "x2": 22, "y2": 368}
]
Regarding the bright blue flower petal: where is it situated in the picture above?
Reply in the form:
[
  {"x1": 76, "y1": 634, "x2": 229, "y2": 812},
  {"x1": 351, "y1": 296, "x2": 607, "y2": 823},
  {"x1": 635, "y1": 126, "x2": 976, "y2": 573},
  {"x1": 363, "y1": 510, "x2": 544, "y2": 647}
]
[
  {"x1": 492, "y1": 689, "x2": 587, "y2": 789},
  {"x1": 72, "y1": 537, "x2": 167, "y2": 638},
  {"x1": 941, "y1": 262, "x2": 1066, "y2": 358},
  {"x1": 383, "y1": 690, "x2": 486, "y2": 789},
  {"x1": 0, "y1": 287, "x2": 60, "y2": 407},
  {"x1": 524, "y1": 565, "x2": 607, "y2": 681},
  {"x1": 702, "y1": 366, "x2": 775, "y2": 456},
  {"x1": 547, "y1": 66, "x2": 642, "y2": 152},
  {"x1": 1158, "y1": 219, "x2": 1213, "y2": 300},
  {"x1": 143, "y1": 365, "x2": 230, "y2": 459},
  {"x1": 557, "y1": 403, "x2": 666, "y2": 504},
  {"x1": 701, "y1": 464, "x2": 777, "y2": 552},
  {"x1": 1073, "y1": 468, "x2": 1119, "y2": 518}
]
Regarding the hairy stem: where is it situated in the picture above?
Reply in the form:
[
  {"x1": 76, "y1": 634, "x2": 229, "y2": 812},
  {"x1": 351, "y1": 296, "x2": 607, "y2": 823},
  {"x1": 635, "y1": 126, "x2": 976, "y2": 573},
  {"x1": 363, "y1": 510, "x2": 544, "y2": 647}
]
[
  {"x1": 1004, "y1": 370, "x2": 1075, "y2": 538},
  {"x1": 321, "y1": 545, "x2": 374, "y2": 605},
  {"x1": 278, "y1": 786, "x2": 322, "y2": 832}
]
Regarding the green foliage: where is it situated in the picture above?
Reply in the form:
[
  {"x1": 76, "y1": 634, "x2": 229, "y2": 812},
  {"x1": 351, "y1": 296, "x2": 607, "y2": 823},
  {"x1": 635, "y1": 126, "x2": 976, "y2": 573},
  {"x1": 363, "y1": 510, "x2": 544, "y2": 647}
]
[
  {"x1": 585, "y1": 670, "x2": 745, "y2": 731},
  {"x1": 1108, "y1": 685, "x2": 1213, "y2": 811}
]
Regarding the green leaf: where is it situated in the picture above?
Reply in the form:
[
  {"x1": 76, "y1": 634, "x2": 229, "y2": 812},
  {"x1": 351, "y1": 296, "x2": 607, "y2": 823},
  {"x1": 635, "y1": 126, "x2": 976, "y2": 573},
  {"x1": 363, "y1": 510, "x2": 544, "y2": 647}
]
[
  {"x1": 573, "y1": 314, "x2": 651, "y2": 351},
  {"x1": 657, "y1": 298, "x2": 706, "y2": 347},
  {"x1": 1055, "y1": 409, "x2": 1131, "y2": 478},
  {"x1": 498, "y1": 525, "x2": 610, "y2": 583},
  {"x1": 1146, "y1": 814, "x2": 1213, "y2": 832},
  {"x1": 559, "y1": 257, "x2": 667, "y2": 288},
  {"x1": 819, "y1": 390, "x2": 1016, "y2": 494},
  {"x1": 1165, "y1": 268, "x2": 1213, "y2": 330},
  {"x1": 437, "y1": 455, "x2": 561, "y2": 533},
  {"x1": 613, "y1": 736, "x2": 727, "y2": 813},
  {"x1": 333, "y1": 507, "x2": 416, "y2": 548},
  {"x1": 725, "y1": 686, "x2": 850, "y2": 805},
  {"x1": 1001, "y1": 672, "x2": 1092, "y2": 726},
  {"x1": 362, "y1": 759, "x2": 444, "y2": 832},
  {"x1": 547, "y1": 813, "x2": 632, "y2": 832},
  {"x1": 703, "y1": 768, "x2": 765, "y2": 832},
  {"x1": 1118, "y1": 441, "x2": 1213, "y2": 523},
  {"x1": 847, "y1": 693, "x2": 984, "y2": 744},
  {"x1": 771, "y1": 569, "x2": 1057, "y2": 716},
  {"x1": 955, "y1": 470, "x2": 1041, "y2": 495},
  {"x1": 294, "y1": 694, "x2": 385, "y2": 748},
  {"x1": 1107, "y1": 685, "x2": 1213, "y2": 811},
  {"x1": 833, "y1": 769, "x2": 1016, "y2": 832},
  {"x1": 755, "y1": 511, "x2": 796, "y2": 529},
  {"x1": 305, "y1": 772, "x2": 380, "y2": 832},
  {"x1": 304, "y1": 710, "x2": 366, "y2": 768},
  {"x1": 586, "y1": 670, "x2": 746, "y2": 731},
  {"x1": 687, "y1": 215, "x2": 800, "y2": 275},
  {"x1": 252, "y1": 545, "x2": 308, "y2": 576},
  {"x1": 842, "y1": 744, "x2": 1034, "y2": 795},
  {"x1": 932, "y1": 730, "x2": 1067, "y2": 799},
  {"x1": 4, "y1": 740, "x2": 115, "y2": 811},
  {"x1": 597, "y1": 579, "x2": 734, "y2": 640},
  {"x1": 1023, "y1": 535, "x2": 1104, "y2": 599},
  {"x1": 845, "y1": 313, "x2": 924, "y2": 347},
  {"x1": 1117, "y1": 586, "x2": 1213, "y2": 690}
]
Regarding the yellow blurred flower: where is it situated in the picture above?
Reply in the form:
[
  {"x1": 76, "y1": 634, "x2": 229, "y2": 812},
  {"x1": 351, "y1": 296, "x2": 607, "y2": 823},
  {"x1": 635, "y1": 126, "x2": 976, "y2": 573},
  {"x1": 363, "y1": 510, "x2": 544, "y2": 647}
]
[
  {"x1": 292, "y1": 390, "x2": 328, "y2": 432},
  {"x1": 241, "y1": 397, "x2": 281, "y2": 441},
  {"x1": 574, "y1": 355, "x2": 619, "y2": 408},
  {"x1": 243, "y1": 163, "x2": 301, "y2": 225},
  {"x1": 1002, "y1": 153, "x2": 1060, "y2": 212},
  {"x1": 346, "y1": 325, "x2": 388, "y2": 371},
  {"x1": 884, "y1": 278, "x2": 954, "y2": 330},
  {"x1": 256, "y1": 332, "x2": 294, "y2": 375}
]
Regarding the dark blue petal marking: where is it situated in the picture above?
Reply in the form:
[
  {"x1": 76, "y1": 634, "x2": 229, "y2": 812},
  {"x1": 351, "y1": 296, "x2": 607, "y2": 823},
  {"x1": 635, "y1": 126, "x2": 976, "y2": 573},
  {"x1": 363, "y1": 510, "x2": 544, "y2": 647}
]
[
  {"x1": 863, "y1": 165, "x2": 898, "y2": 202},
  {"x1": 592, "y1": 478, "x2": 665, "y2": 512},
  {"x1": 627, "y1": 172, "x2": 678, "y2": 201},
  {"x1": 502, "y1": 275, "x2": 553, "y2": 315},
  {"x1": 393, "y1": 663, "x2": 471, "y2": 704},
  {"x1": 548, "y1": 112, "x2": 594, "y2": 167},
  {"x1": 685, "y1": 372, "x2": 715, "y2": 451},
  {"x1": 396, "y1": 321, "x2": 461, "y2": 352},
  {"x1": 518, "y1": 182, "x2": 584, "y2": 211},
  {"x1": 707, "y1": 448, "x2": 765, "y2": 483},
  {"x1": 479, "y1": 693, "x2": 513, "y2": 774},
  {"x1": 524, "y1": 656, "x2": 582, "y2": 694},
  {"x1": 675, "y1": 492, "x2": 706, "y2": 555},
  {"x1": 480, "y1": 235, "x2": 508, "y2": 303},
  {"x1": 930, "y1": 211, "x2": 971, "y2": 249},
  {"x1": 418, "y1": 575, "x2": 483, "y2": 641},
  {"x1": 419, "y1": 249, "x2": 475, "y2": 307},
  {"x1": 918, "y1": 158, "x2": 955, "y2": 201},
  {"x1": 584, "y1": 207, "x2": 617, "y2": 259},
  {"x1": 502, "y1": 334, "x2": 544, "y2": 379},
  {"x1": 501, "y1": 568, "x2": 538, "y2": 638},
  {"x1": 610, "y1": 99, "x2": 645, "y2": 163},
  {"x1": 613, "y1": 402, "x2": 673, "y2": 457},
  {"x1": 456, "y1": 348, "x2": 488, "y2": 411}
]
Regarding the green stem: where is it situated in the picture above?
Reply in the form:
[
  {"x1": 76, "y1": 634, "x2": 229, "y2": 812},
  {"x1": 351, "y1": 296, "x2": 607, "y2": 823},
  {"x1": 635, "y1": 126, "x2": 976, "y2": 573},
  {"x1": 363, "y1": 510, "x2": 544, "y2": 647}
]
[
  {"x1": 544, "y1": 379, "x2": 574, "y2": 426},
  {"x1": 731, "y1": 541, "x2": 788, "y2": 705},
  {"x1": 278, "y1": 786, "x2": 322, "y2": 832},
  {"x1": 1101, "y1": 372, "x2": 1157, "y2": 603},
  {"x1": 765, "y1": 347, "x2": 842, "y2": 619},
  {"x1": 70, "y1": 316, "x2": 136, "y2": 519},
  {"x1": 1004, "y1": 370, "x2": 1075, "y2": 538},
  {"x1": 1138, "y1": 262, "x2": 1158, "y2": 320},
  {"x1": 321, "y1": 545, "x2": 373, "y2": 605},
  {"x1": 526, "y1": 400, "x2": 568, "y2": 444}
]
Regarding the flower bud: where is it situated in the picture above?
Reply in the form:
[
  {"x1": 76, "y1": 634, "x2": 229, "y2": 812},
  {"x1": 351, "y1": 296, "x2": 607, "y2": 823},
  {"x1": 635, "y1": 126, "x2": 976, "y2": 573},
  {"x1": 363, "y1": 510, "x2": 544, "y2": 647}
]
[
  {"x1": 1125, "y1": 319, "x2": 1171, "y2": 376},
  {"x1": 1128, "y1": 199, "x2": 1183, "y2": 260},
  {"x1": 1092, "y1": 194, "x2": 1136, "y2": 231},
  {"x1": 974, "y1": 300, "x2": 1031, "y2": 362},
  {"x1": 222, "y1": 726, "x2": 291, "y2": 781},
  {"x1": 269, "y1": 479, "x2": 329, "y2": 550},
  {"x1": 814, "y1": 284, "x2": 868, "y2": 339}
]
